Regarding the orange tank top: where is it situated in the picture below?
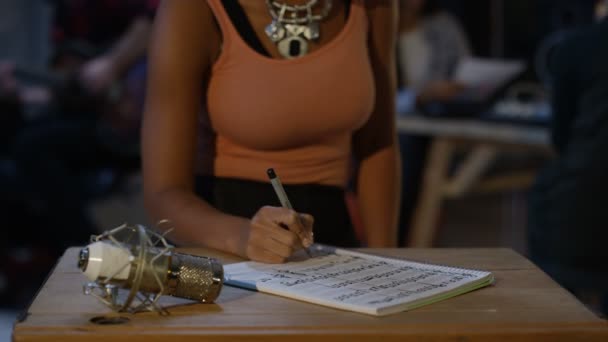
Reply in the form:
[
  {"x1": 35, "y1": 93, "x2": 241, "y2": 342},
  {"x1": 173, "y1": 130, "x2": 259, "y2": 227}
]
[{"x1": 199, "y1": 0, "x2": 375, "y2": 187}]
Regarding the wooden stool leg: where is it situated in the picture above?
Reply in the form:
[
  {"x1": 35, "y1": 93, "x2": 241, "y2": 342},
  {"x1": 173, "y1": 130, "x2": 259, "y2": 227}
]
[
  {"x1": 407, "y1": 138, "x2": 453, "y2": 247},
  {"x1": 444, "y1": 145, "x2": 498, "y2": 198}
]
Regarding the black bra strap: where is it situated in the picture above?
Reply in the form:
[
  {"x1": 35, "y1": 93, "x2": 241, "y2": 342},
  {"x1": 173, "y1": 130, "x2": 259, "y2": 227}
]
[
  {"x1": 345, "y1": 0, "x2": 351, "y2": 20},
  {"x1": 221, "y1": 0, "x2": 272, "y2": 57}
]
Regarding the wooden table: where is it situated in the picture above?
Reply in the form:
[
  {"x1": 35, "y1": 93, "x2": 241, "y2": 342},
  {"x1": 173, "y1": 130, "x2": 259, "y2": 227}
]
[
  {"x1": 13, "y1": 247, "x2": 608, "y2": 341},
  {"x1": 397, "y1": 115, "x2": 554, "y2": 247}
]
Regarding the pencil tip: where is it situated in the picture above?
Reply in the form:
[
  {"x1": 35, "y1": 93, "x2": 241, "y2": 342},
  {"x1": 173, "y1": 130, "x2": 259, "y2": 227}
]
[{"x1": 267, "y1": 168, "x2": 276, "y2": 179}]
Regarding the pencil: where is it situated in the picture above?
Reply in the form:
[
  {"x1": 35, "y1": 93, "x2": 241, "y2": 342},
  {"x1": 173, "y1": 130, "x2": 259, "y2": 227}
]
[{"x1": 267, "y1": 168, "x2": 313, "y2": 257}]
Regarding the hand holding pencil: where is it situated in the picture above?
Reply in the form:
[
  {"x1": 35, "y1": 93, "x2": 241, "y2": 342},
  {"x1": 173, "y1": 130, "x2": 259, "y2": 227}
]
[
  {"x1": 267, "y1": 168, "x2": 314, "y2": 257},
  {"x1": 242, "y1": 169, "x2": 314, "y2": 264},
  {"x1": 246, "y1": 206, "x2": 314, "y2": 263}
]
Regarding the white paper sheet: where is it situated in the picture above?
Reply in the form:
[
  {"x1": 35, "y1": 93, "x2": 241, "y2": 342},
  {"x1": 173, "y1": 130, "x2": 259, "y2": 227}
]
[
  {"x1": 224, "y1": 246, "x2": 494, "y2": 316},
  {"x1": 454, "y1": 57, "x2": 525, "y2": 88}
]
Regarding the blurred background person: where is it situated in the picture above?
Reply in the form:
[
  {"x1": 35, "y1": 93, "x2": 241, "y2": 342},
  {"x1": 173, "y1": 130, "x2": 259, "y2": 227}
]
[
  {"x1": 396, "y1": 0, "x2": 471, "y2": 111},
  {"x1": 51, "y1": 0, "x2": 157, "y2": 95},
  {"x1": 0, "y1": 0, "x2": 157, "y2": 309},
  {"x1": 528, "y1": 0, "x2": 608, "y2": 316},
  {"x1": 12, "y1": 0, "x2": 157, "y2": 246},
  {"x1": 396, "y1": 0, "x2": 471, "y2": 244},
  {"x1": 0, "y1": 0, "x2": 56, "y2": 310}
]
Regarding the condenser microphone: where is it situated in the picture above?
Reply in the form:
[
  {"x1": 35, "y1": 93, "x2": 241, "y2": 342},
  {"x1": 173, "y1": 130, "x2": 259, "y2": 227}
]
[{"x1": 77, "y1": 223, "x2": 223, "y2": 313}]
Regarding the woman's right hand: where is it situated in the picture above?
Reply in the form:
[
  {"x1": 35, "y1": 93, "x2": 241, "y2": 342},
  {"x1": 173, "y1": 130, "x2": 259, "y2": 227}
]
[{"x1": 245, "y1": 206, "x2": 314, "y2": 264}]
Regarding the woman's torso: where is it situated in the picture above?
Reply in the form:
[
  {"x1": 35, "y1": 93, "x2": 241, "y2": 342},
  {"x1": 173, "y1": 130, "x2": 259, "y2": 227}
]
[{"x1": 198, "y1": 0, "x2": 375, "y2": 187}]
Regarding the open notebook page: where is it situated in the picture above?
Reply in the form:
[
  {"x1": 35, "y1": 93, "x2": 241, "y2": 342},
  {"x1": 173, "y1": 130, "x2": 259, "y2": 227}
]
[{"x1": 224, "y1": 245, "x2": 494, "y2": 316}]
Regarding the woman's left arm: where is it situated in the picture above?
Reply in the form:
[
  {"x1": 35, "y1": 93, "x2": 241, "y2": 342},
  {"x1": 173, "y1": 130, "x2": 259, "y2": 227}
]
[{"x1": 353, "y1": 0, "x2": 401, "y2": 247}]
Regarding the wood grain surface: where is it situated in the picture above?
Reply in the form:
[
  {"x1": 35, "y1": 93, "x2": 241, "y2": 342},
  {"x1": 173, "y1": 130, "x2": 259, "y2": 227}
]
[{"x1": 12, "y1": 247, "x2": 608, "y2": 341}]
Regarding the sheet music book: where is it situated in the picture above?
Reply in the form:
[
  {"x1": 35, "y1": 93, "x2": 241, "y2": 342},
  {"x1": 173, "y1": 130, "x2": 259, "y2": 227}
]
[{"x1": 224, "y1": 245, "x2": 494, "y2": 316}]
